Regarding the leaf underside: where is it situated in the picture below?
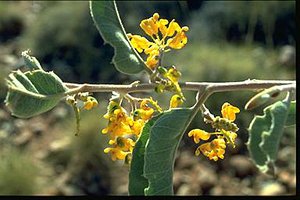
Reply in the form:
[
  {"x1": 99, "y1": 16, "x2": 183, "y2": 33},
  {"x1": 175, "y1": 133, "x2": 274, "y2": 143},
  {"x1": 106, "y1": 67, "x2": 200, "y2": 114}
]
[
  {"x1": 5, "y1": 70, "x2": 67, "y2": 118},
  {"x1": 247, "y1": 98, "x2": 291, "y2": 174}
]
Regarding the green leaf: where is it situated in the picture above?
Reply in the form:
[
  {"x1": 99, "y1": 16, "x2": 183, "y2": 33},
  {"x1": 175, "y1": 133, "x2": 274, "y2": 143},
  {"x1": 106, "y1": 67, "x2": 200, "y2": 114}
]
[
  {"x1": 247, "y1": 97, "x2": 291, "y2": 174},
  {"x1": 5, "y1": 70, "x2": 68, "y2": 118},
  {"x1": 129, "y1": 109, "x2": 192, "y2": 195},
  {"x1": 89, "y1": 1, "x2": 147, "y2": 74},
  {"x1": 285, "y1": 101, "x2": 296, "y2": 126},
  {"x1": 128, "y1": 114, "x2": 161, "y2": 195},
  {"x1": 144, "y1": 109, "x2": 192, "y2": 195},
  {"x1": 21, "y1": 50, "x2": 42, "y2": 70}
]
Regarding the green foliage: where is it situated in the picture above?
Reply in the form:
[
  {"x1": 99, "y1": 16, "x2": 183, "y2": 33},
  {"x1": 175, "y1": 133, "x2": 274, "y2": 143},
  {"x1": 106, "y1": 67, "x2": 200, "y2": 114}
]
[
  {"x1": 90, "y1": 1, "x2": 147, "y2": 75},
  {"x1": 129, "y1": 114, "x2": 161, "y2": 195},
  {"x1": 5, "y1": 53, "x2": 68, "y2": 118},
  {"x1": 129, "y1": 109, "x2": 192, "y2": 195},
  {"x1": 21, "y1": 50, "x2": 43, "y2": 70},
  {"x1": 247, "y1": 95, "x2": 291, "y2": 174}
]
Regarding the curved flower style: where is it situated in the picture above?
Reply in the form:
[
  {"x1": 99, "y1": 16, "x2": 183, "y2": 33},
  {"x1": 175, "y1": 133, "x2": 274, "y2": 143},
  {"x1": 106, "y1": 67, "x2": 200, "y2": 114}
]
[{"x1": 188, "y1": 102, "x2": 240, "y2": 161}]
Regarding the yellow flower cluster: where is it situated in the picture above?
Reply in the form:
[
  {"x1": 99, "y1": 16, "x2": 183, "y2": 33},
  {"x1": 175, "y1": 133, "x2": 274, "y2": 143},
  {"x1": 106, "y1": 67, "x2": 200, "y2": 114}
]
[
  {"x1": 102, "y1": 98, "x2": 160, "y2": 162},
  {"x1": 188, "y1": 102, "x2": 240, "y2": 161},
  {"x1": 128, "y1": 13, "x2": 189, "y2": 70},
  {"x1": 128, "y1": 13, "x2": 187, "y2": 106}
]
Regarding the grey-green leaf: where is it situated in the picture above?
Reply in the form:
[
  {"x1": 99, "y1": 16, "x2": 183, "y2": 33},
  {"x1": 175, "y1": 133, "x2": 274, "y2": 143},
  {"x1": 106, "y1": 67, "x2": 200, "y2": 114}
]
[
  {"x1": 247, "y1": 97, "x2": 291, "y2": 174},
  {"x1": 89, "y1": 1, "x2": 147, "y2": 74},
  {"x1": 128, "y1": 114, "x2": 161, "y2": 195},
  {"x1": 21, "y1": 50, "x2": 42, "y2": 70},
  {"x1": 5, "y1": 70, "x2": 68, "y2": 118},
  {"x1": 143, "y1": 109, "x2": 193, "y2": 195}
]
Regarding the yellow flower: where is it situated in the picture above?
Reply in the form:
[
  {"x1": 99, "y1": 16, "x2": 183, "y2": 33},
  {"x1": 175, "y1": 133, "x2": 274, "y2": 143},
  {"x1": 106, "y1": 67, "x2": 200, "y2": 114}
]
[
  {"x1": 135, "y1": 98, "x2": 163, "y2": 120},
  {"x1": 102, "y1": 97, "x2": 161, "y2": 162},
  {"x1": 166, "y1": 26, "x2": 189, "y2": 49},
  {"x1": 128, "y1": 13, "x2": 189, "y2": 70},
  {"x1": 161, "y1": 20, "x2": 181, "y2": 38},
  {"x1": 127, "y1": 34, "x2": 152, "y2": 53},
  {"x1": 164, "y1": 67, "x2": 181, "y2": 83},
  {"x1": 197, "y1": 137, "x2": 226, "y2": 161},
  {"x1": 221, "y1": 102, "x2": 240, "y2": 122},
  {"x1": 139, "y1": 13, "x2": 160, "y2": 37},
  {"x1": 130, "y1": 119, "x2": 145, "y2": 135},
  {"x1": 102, "y1": 120, "x2": 131, "y2": 138},
  {"x1": 189, "y1": 102, "x2": 240, "y2": 161},
  {"x1": 104, "y1": 147, "x2": 128, "y2": 161},
  {"x1": 109, "y1": 136, "x2": 135, "y2": 152},
  {"x1": 103, "y1": 101, "x2": 120, "y2": 118},
  {"x1": 134, "y1": 109, "x2": 154, "y2": 121},
  {"x1": 145, "y1": 50, "x2": 159, "y2": 70},
  {"x1": 102, "y1": 102, "x2": 133, "y2": 139},
  {"x1": 188, "y1": 129, "x2": 210, "y2": 144},
  {"x1": 83, "y1": 96, "x2": 98, "y2": 110},
  {"x1": 169, "y1": 94, "x2": 184, "y2": 108}
]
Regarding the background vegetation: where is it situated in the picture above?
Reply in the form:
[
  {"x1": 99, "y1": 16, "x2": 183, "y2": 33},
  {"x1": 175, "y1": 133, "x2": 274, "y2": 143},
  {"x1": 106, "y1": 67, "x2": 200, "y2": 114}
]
[{"x1": 0, "y1": 1, "x2": 295, "y2": 195}]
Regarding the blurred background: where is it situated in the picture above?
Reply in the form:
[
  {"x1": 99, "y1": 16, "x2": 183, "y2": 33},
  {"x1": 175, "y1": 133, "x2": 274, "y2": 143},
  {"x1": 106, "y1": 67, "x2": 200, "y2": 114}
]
[{"x1": 0, "y1": 0, "x2": 295, "y2": 195}]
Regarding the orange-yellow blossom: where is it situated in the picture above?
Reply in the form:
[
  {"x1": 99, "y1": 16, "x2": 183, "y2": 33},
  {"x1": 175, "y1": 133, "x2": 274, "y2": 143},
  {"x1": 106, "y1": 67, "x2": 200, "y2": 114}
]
[
  {"x1": 104, "y1": 147, "x2": 128, "y2": 161},
  {"x1": 82, "y1": 96, "x2": 98, "y2": 110},
  {"x1": 188, "y1": 129, "x2": 211, "y2": 144},
  {"x1": 128, "y1": 13, "x2": 189, "y2": 70},
  {"x1": 221, "y1": 102, "x2": 240, "y2": 121},
  {"x1": 196, "y1": 137, "x2": 226, "y2": 161},
  {"x1": 109, "y1": 136, "x2": 135, "y2": 152},
  {"x1": 188, "y1": 102, "x2": 240, "y2": 161}
]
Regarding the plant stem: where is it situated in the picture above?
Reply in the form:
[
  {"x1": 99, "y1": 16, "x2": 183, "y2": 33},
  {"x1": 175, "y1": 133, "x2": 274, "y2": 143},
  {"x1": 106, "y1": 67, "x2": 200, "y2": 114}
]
[
  {"x1": 64, "y1": 79, "x2": 295, "y2": 124},
  {"x1": 64, "y1": 80, "x2": 295, "y2": 95}
]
